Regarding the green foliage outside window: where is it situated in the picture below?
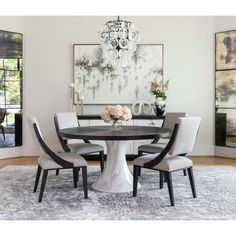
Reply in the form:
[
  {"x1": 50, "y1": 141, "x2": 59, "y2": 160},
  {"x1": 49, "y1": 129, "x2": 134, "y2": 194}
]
[{"x1": 0, "y1": 59, "x2": 21, "y2": 107}]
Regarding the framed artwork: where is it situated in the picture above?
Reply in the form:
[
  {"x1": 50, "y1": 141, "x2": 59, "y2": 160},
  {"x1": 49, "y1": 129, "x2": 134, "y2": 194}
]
[
  {"x1": 216, "y1": 70, "x2": 236, "y2": 108},
  {"x1": 215, "y1": 31, "x2": 236, "y2": 147},
  {"x1": 73, "y1": 44, "x2": 163, "y2": 104},
  {"x1": 216, "y1": 30, "x2": 236, "y2": 70}
]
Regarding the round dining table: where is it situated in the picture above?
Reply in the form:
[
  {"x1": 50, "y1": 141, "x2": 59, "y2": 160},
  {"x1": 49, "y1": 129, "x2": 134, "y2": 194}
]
[{"x1": 59, "y1": 126, "x2": 171, "y2": 193}]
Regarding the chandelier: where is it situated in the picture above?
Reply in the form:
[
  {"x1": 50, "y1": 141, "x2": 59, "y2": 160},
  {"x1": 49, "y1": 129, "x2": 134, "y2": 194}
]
[{"x1": 99, "y1": 16, "x2": 139, "y2": 67}]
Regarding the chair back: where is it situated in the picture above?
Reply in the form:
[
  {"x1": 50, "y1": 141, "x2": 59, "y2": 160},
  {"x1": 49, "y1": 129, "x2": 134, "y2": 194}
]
[
  {"x1": 27, "y1": 116, "x2": 74, "y2": 168},
  {"x1": 0, "y1": 108, "x2": 7, "y2": 124},
  {"x1": 163, "y1": 112, "x2": 187, "y2": 130},
  {"x1": 55, "y1": 112, "x2": 79, "y2": 130},
  {"x1": 168, "y1": 117, "x2": 201, "y2": 156},
  {"x1": 27, "y1": 116, "x2": 47, "y2": 154}
]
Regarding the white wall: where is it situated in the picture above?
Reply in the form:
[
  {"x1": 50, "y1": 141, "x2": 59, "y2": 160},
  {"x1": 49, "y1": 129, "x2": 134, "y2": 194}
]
[
  {"x1": 1, "y1": 16, "x2": 215, "y2": 158},
  {"x1": 0, "y1": 16, "x2": 24, "y2": 158},
  {"x1": 214, "y1": 16, "x2": 236, "y2": 158}
]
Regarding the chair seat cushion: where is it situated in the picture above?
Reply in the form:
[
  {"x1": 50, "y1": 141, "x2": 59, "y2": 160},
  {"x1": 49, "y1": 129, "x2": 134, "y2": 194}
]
[
  {"x1": 68, "y1": 143, "x2": 104, "y2": 154},
  {"x1": 134, "y1": 153, "x2": 158, "y2": 166},
  {"x1": 138, "y1": 143, "x2": 167, "y2": 153},
  {"x1": 38, "y1": 152, "x2": 87, "y2": 170},
  {"x1": 133, "y1": 154, "x2": 193, "y2": 172}
]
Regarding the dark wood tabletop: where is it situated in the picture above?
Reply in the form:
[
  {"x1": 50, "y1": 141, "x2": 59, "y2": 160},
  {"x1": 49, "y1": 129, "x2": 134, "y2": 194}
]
[{"x1": 59, "y1": 126, "x2": 171, "y2": 141}]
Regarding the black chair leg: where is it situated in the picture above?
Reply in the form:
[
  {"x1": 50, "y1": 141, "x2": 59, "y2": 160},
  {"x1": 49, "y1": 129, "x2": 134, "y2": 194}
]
[
  {"x1": 1, "y1": 126, "x2": 5, "y2": 140},
  {"x1": 73, "y1": 168, "x2": 78, "y2": 188},
  {"x1": 77, "y1": 168, "x2": 80, "y2": 182},
  {"x1": 183, "y1": 169, "x2": 187, "y2": 176},
  {"x1": 33, "y1": 165, "x2": 42, "y2": 193},
  {"x1": 159, "y1": 171, "x2": 164, "y2": 189},
  {"x1": 39, "y1": 170, "x2": 48, "y2": 202},
  {"x1": 82, "y1": 166, "x2": 88, "y2": 199},
  {"x1": 100, "y1": 151, "x2": 104, "y2": 172},
  {"x1": 56, "y1": 169, "x2": 59, "y2": 176},
  {"x1": 137, "y1": 151, "x2": 142, "y2": 176},
  {"x1": 164, "y1": 174, "x2": 167, "y2": 182},
  {"x1": 138, "y1": 168, "x2": 141, "y2": 177},
  {"x1": 187, "y1": 167, "x2": 197, "y2": 198},
  {"x1": 165, "y1": 172, "x2": 175, "y2": 206},
  {"x1": 133, "y1": 165, "x2": 140, "y2": 197}
]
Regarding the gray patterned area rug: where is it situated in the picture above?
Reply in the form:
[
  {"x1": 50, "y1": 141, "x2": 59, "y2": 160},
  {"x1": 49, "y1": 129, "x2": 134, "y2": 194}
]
[{"x1": 0, "y1": 165, "x2": 236, "y2": 220}]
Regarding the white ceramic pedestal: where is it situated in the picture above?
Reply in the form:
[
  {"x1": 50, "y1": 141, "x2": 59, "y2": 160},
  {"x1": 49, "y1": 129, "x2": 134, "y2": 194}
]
[{"x1": 92, "y1": 141, "x2": 140, "y2": 192}]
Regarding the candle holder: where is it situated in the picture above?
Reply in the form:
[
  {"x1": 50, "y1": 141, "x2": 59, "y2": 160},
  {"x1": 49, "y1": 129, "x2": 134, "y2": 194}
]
[
  {"x1": 69, "y1": 83, "x2": 75, "y2": 112},
  {"x1": 80, "y1": 97, "x2": 85, "y2": 115}
]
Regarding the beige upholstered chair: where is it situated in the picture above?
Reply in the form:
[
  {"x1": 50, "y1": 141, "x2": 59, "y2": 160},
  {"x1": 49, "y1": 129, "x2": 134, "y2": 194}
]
[
  {"x1": 138, "y1": 112, "x2": 187, "y2": 155},
  {"x1": 28, "y1": 117, "x2": 88, "y2": 202},
  {"x1": 133, "y1": 117, "x2": 201, "y2": 206},
  {"x1": 54, "y1": 112, "x2": 104, "y2": 172}
]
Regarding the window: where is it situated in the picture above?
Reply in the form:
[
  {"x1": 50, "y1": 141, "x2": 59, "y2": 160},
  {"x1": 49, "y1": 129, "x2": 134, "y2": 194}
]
[{"x1": 0, "y1": 58, "x2": 22, "y2": 126}]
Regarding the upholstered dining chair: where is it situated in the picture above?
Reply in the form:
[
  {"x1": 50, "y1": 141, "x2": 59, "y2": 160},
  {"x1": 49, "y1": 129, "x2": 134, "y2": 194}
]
[
  {"x1": 54, "y1": 112, "x2": 105, "y2": 172},
  {"x1": 138, "y1": 112, "x2": 187, "y2": 156},
  {"x1": 0, "y1": 108, "x2": 7, "y2": 140},
  {"x1": 28, "y1": 117, "x2": 88, "y2": 202},
  {"x1": 138, "y1": 112, "x2": 187, "y2": 176},
  {"x1": 133, "y1": 117, "x2": 201, "y2": 206}
]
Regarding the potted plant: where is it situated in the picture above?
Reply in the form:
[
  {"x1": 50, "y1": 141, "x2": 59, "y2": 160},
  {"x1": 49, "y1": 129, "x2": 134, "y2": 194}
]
[{"x1": 151, "y1": 79, "x2": 169, "y2": 116}]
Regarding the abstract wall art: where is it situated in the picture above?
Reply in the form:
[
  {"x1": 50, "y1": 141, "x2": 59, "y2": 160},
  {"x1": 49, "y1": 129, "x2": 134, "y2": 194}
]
[
  {"x1": 216, "y1": 70, "x2": 236, "y2": 108},
  {"x1": 216, "y1": 30, "x2": 236, "y2": 70},
  {"x1": 73, "y1": 44, "x2": 163, "y2": 104},
  {"x1": 215, "y1": 30, "x2": 236, "y2": 148}
]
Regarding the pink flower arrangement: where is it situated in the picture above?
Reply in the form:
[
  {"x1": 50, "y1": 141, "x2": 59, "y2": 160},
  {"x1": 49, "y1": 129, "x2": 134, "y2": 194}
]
[{"x1": 101, "y1": 105, "x2": 132, "y2": 126}]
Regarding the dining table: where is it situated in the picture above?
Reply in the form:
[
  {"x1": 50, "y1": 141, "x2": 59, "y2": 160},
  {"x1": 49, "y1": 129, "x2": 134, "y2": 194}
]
[{"x1": 59, "y1": 125, "x2": 171, "y2": 193}]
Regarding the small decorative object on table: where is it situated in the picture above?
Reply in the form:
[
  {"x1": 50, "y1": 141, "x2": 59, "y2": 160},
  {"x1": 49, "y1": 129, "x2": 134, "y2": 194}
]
[
  {"x1": 132, "y1": 100, "x2": 152, "y2": 115},
  {"x1": 76, "y1": 89, "x2": 85, "y2": 115},
  {"x1": 101, "y1": 105, "x2": 132, "y2": 130},
  {"x1": 69, "y1": 83, "x2": 75, "y2": 111},
  {"x1": 151, "y1": 79, "x2": 169, "y2": 116}
]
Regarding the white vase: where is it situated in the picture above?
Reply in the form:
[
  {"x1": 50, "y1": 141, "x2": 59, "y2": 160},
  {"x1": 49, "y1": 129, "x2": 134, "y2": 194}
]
[{"x1": 153, "y1": 97, "x2": 166, "y2": 116}]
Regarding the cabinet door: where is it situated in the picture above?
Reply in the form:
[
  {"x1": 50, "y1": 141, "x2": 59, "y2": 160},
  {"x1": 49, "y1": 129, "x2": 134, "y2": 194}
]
[
  {"x1": 133, "y1": 119, "x2": 162, "y2": 154},
  {"x1": 89, "y1": 120, "x2": 107, "y2": 126},
  {"x1": 78, "y1": 120, "x2": 90, "y2": 127},
  {"x1": 133, "y1": 119, "x2": 163, "y2": 127}
]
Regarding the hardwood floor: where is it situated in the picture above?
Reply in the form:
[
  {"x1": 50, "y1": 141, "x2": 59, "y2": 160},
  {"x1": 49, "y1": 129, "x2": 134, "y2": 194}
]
[{"x1": 0, "y1": 155, "x2": 236, "y2": 169}]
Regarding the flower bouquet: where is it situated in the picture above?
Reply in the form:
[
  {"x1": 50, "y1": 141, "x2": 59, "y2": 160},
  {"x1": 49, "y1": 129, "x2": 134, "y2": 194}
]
[
  {"x1": 151, "y1": 79, "x2": 169, "y2": 99},
  {"x1": 101, "y1": 105, "x2": 132, "y2": 129}
]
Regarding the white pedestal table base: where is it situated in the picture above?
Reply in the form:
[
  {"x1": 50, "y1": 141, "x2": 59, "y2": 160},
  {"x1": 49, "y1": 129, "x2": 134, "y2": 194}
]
[{"x1": 92, "y1": 141, "x2": 140, "y2": 192}]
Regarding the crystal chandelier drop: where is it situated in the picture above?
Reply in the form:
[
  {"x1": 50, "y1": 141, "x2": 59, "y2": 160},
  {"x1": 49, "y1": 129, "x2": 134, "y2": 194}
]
[{"x1": 99, "y1": 16, "x2": 139, "y2": 67}]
